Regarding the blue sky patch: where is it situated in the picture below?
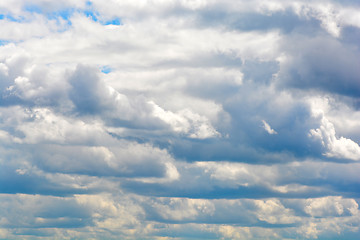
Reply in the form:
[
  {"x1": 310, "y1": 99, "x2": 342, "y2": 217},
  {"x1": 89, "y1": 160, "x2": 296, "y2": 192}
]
[
  {"x1": 17, "y1": 3, "x2": 121, "y2": 27},
  {"x1": 24, "y1": 4, "x2": 43, "y2": 14},
  {"x1": 100, "y1": 66, "x2": 112, "y2": 74},
  {"x1": 105, "y1": 18, "x2": 121, "y2": 26},
  {"x1": 0, "y1": 13, "x2": 24, "y2": 22},
  {"x1": 48, "y1": 9, "x2": 74, "y2": 21},
  {"x1": 0, "y1": 40, "x2": 11, "y2": 46},
  {"x1": 83, "y1": 10, "x2": 98, "y2": 22}
]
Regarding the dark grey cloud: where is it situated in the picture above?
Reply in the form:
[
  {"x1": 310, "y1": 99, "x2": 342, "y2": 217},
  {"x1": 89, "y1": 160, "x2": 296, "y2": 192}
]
[
  {"x1": 121, "y1": 175, "x2": 333, "y2": 200},
  {"x1": 278, "y1": 34, "x2": 360, "y2": 97},
  {"x1": 69, "y1": 64, "x2": 111, "y2": 114},
  {"x1": 0, "y1": 166, "x2": 89, "y2": 196}
]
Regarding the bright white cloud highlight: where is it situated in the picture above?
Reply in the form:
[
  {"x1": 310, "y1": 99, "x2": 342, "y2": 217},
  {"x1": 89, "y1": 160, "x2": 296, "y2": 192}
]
[
  {"x1": 262, "y1": 120, "x2": 277, "y2": 135},
  {"x1": 310, "y1": 114, "x2": 360, "y2": 161},
  {"x1": 150, "y1": 101, "x2": 220, "y2": 139}
]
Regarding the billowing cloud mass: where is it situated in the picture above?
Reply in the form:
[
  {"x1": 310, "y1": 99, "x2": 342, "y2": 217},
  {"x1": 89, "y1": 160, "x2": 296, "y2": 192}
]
[{"x1": 1, "y1": 0, "x2": 360, "y2": 239}]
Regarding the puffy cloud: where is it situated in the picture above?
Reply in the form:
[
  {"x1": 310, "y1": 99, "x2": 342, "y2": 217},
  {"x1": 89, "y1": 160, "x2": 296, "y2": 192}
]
[
  {"x1": 310, "y1": 115, "x2": 360, "y2": 161},
  {"x1": 254, "y1": 199, "x2": 299, "y2": 224},
  {"x1": 304, "y1": 196, "x2": 359, "y2": 217},
  {"x1": 1, "y1": 0, "x2": 360, "y2": 239},
  {"x1": 150, "y1": 101, "x2": 220, "y2": 139},
  {"x1": 278, "y1": 35, "x2": 360, "y2": 97},
  {"x1": 68, "y1": 64, "x2": 135, "y2": 117},
  {"x1": 309, "y1": 100, "x2": 360, "y2": 161}
]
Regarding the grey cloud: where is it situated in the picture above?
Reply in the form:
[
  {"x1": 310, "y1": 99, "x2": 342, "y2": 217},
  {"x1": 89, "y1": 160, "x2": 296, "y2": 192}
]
[
  {"x1": 31, "y1": 143, "x2": 170, "y2": 178},
  {"x1": 341, "y1": 26, "x2": 360, "y2": 47},
  {"x1": 241, "y1": 60, "x2": 279, "y2": 85},
  {"x1": 68, "y1": 64, "x2": 171, "y2": 130},
  {"x1": 225, "y1": 90, "x2": 318, "y2": 157},
  {"x1": 196, "y1": 9, "x2": 323, "y2": 35},
  {"x1": 121, "y1": 174, "x2": 329, "y2": 200},
  {"x1": 69, "y1": 64, "x2": 112, "y2": 114},
  {"x1": 0, "y1": 54, "x2": 30, "y2": 106},
  {"x1": 0, "y1": 194, "x2": 93, "y2": 230},
  {"x1": 0, "y1": 54, "x2": 70, "y2": 108},
  {"x1": 167, "y1": 82, "x2": 323, "y2": 163},
  {"x1": 0, "y1": 166, "x2": 89, "y2": 196},
  {"x1": 169, "y1": 138, "x2": 302, "y2": 164},
  {"x1": 278, "y1": 34, "x2": 360, "y2": 97},
  {"x1": 120, "y1": 160, "x2": 360, "y2": 201},
  {"x1": 142, "y1": 198, "x2": 299, "y2": 227}
]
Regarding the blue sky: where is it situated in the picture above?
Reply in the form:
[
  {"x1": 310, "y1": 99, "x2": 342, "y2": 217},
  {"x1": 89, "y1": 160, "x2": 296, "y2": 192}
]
[{"x1": 0, "y1": 0, "x2": 360, "y2": 239}]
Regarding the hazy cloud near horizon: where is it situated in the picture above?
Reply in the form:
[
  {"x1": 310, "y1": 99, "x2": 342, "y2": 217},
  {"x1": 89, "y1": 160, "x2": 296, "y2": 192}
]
[{"x1": 1, "y1": 1, "x2": 360, "y2": 239}]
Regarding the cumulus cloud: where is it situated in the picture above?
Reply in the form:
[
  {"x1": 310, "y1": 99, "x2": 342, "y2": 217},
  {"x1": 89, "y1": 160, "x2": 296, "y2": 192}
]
[
  {"x1": 150, "y1": 101, "x2": 220, "y2": 139},
  {"x1": 309, "y1": 104, "x2": 360, "y2": 161},
  {"x1": 1, "y1": 0, "x2": 360, "y2": 239},
  {"x1": 278, "y1": 35, "x2": 360, "y2": 97},
  {"x1": 304, "y1": 196, "x2": 359, "y2": 217}
]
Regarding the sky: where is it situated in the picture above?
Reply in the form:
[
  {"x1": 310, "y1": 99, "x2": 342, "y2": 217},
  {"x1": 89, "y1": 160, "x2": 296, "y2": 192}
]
[{"x1": 0, "y1": 0, "x2": 360, "y2": 239}]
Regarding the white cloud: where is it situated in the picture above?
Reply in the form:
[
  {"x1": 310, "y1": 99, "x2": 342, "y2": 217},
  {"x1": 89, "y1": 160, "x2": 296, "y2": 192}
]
[
  {"x1": 262, "y1": 120, "x2": 277, "y2": 135},
  {"x1": 75, "y1": 193, "x2": 145, "y2": 236},
  {"x1": 294, "y1": 3, "x2": 342, "y2": 37},
  {"x1": 150, "y1": 101, "x2": 220, "y2": 139},
  {"x1": 15, "y1": 107, "x2": 106, "y2": 144},
  {"x1": 310, "y1": 113, "x2": 360, "y2": 161},
  {"x1": 149, "y1": 198, "x2": 215, "y2": 221},
  {"x1": 254, "y1": 199, "x2": 299, "y2": 224},
  {"x1": 304, "y1": 196, "x2": 359, "y2": 217},
  {"x1": 0, "y1": 16, "x2": 67, "y2": 41}
]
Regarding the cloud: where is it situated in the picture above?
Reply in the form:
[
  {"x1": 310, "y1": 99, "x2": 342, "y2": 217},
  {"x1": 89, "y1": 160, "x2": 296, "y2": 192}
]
[
  {"x1": 262, "y1": 120, "x2": 277, "y2": 135},
  {"x1": 150, "y1": 101, "x2": 220, "y2": 139},
  {"x1": 1, "y1": 0, "x2": 360, "y2": 239},
  {"x1": 278, "y1": 35, "x2": 360, "y2": 97},
  {"x1": 304, "y1": 196, "x2": 359, "y2": 217},
  {"x1": 309, "y1": 106, "x2": 360, "y2": 161}
]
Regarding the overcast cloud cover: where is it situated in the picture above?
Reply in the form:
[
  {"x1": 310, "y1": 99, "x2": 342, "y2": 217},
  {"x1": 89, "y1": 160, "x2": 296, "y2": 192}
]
[{"x1": 0, "y1": 0, "x2": 360, "y2": 239}]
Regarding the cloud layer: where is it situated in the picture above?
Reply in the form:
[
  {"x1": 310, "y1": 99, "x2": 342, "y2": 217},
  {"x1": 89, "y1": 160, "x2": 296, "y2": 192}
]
[{"x1": 1, "y1": 0, "x2": 360, "y2": 239}]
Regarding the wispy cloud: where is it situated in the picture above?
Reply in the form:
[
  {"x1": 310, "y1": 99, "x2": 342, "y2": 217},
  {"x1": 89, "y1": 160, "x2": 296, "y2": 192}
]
[{"x1": 262, "y1": 120, "x2": 277, "y2": 135}]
